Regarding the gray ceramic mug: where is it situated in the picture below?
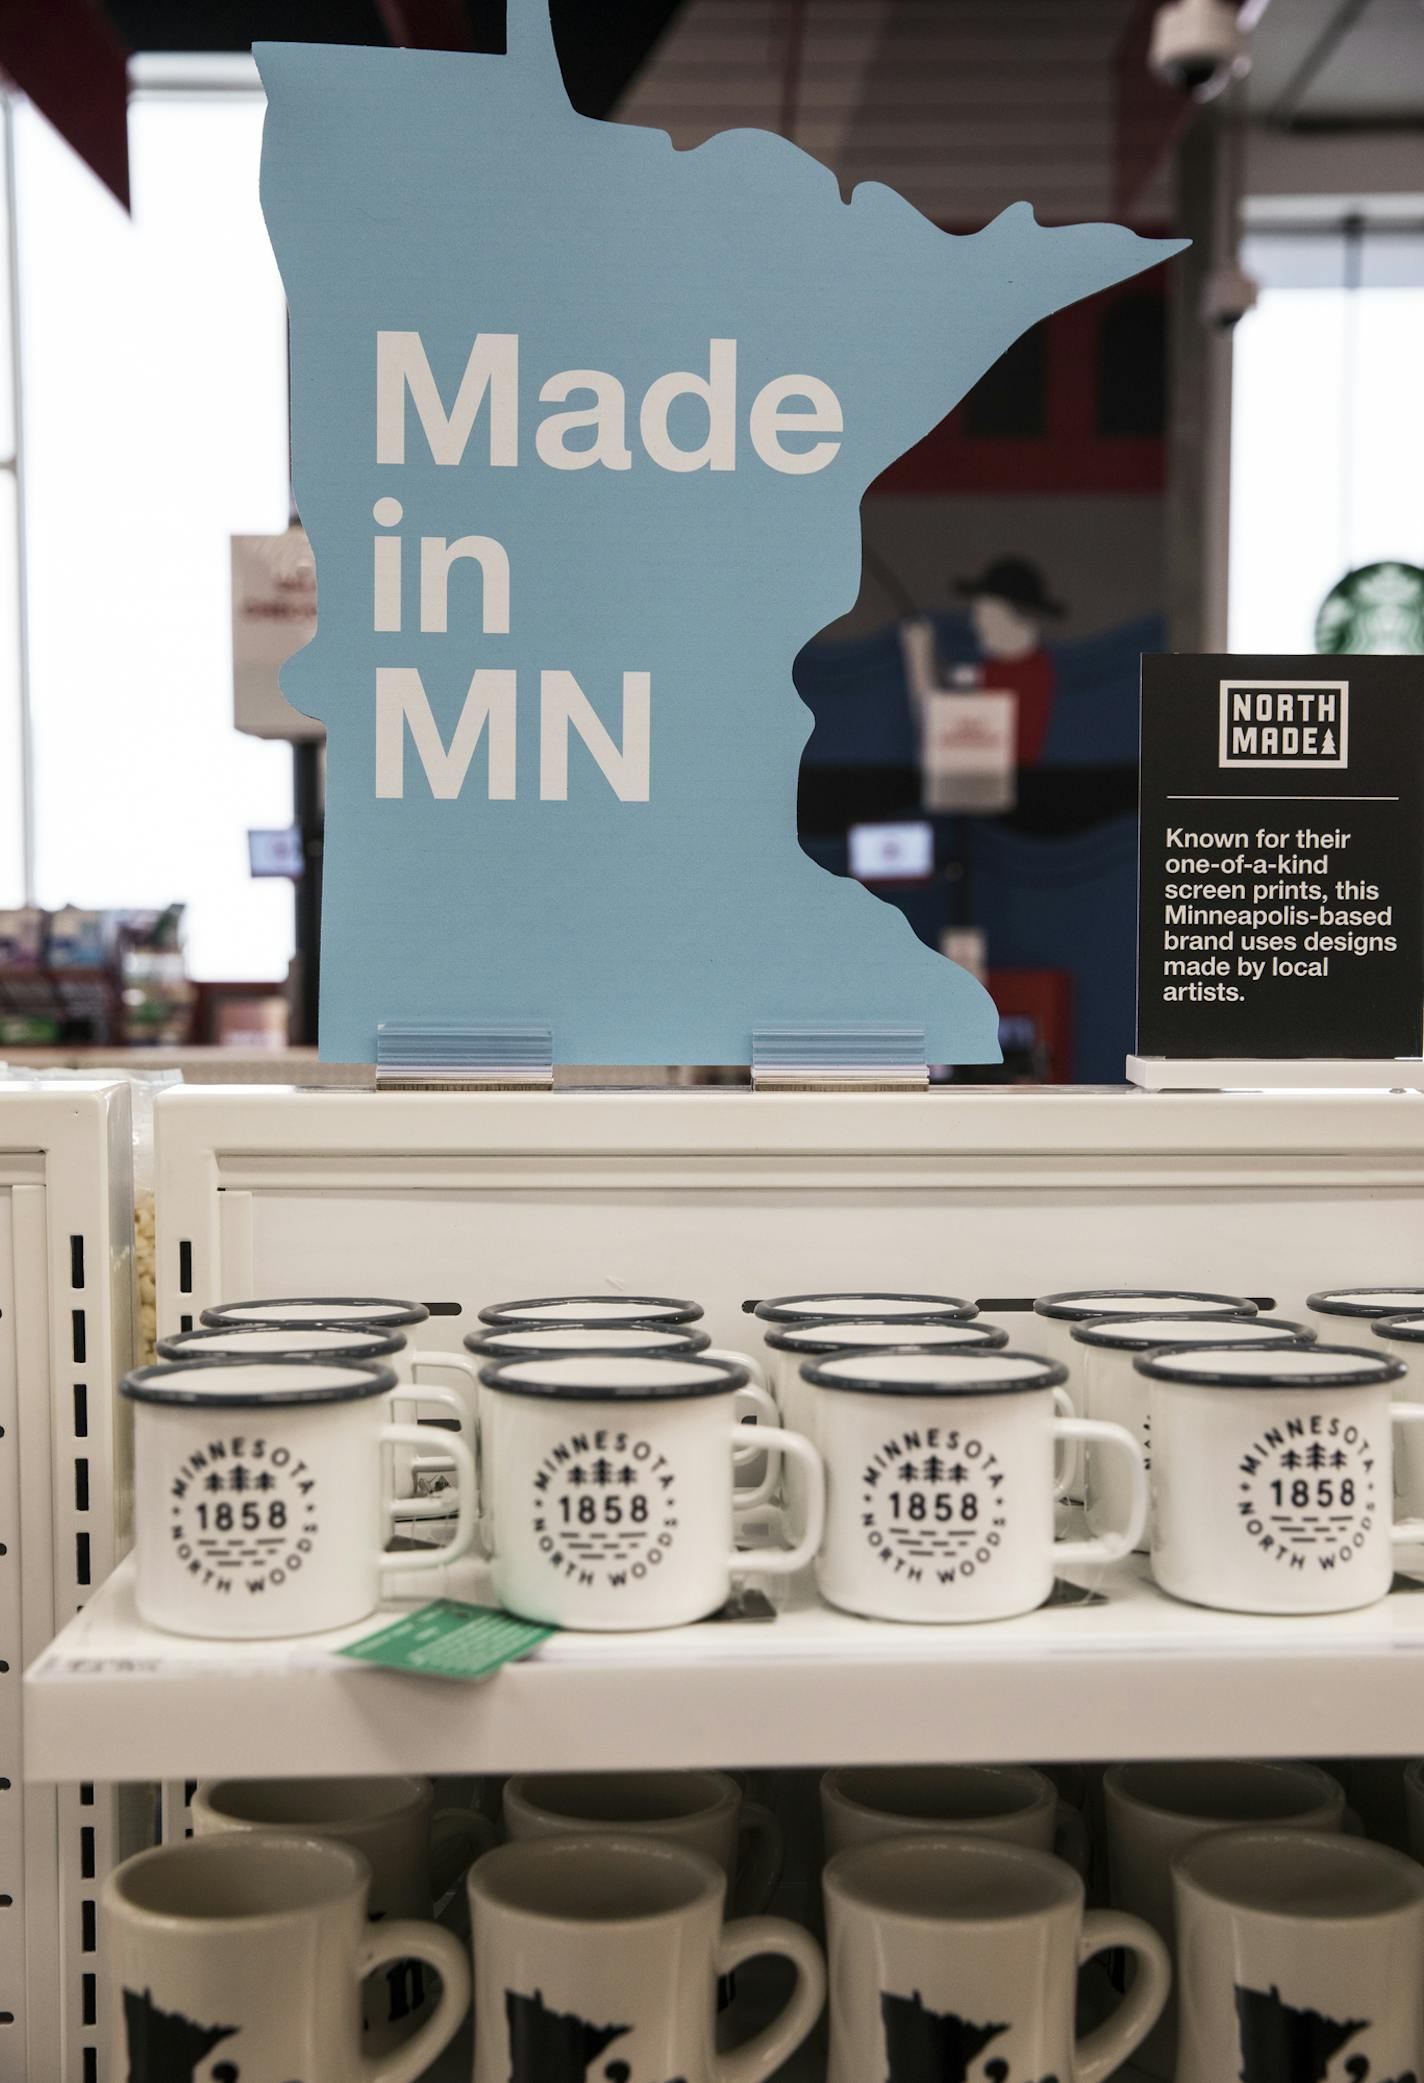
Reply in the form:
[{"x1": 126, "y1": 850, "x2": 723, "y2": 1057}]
[
  {"x1": 824, "y1": 1833, "x2": 1168, "y2": 2083},
  {"x1": 192, "y1": 1775, "x2": 493, "y2": 2045},
  {"x1": 1104, "y1": 1758, "x2": 1348, "y2": 2078},
  {"x1": 466, "y1": 1833, "x2": 824, "y2": 2083},
  {"x1": 102, "y1": 1831, "x2": 469, "y2": 2083},
  {"x1": 1173, "y1": 1827, "x2": 1424, "y2": 2083},
  {"x1": 503, "y1": 1769, "x2": 783, "y2": 1914},
  {"x1": 820, "y1": 1764, "x2": 1090, "y2": 1873}
]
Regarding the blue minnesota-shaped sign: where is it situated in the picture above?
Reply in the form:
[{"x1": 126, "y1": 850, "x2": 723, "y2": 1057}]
[{"x1": 257, "y1": 4, "x2": 1182, "y2": 1064}]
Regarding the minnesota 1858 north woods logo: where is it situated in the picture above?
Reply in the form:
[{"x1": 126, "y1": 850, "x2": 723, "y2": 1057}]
[
  {"x1": 1237, "y1": 1411, "x2": 1376, "y2": 1574},
  {"x1": 1219, "y1": 679, "x2": 1348, "y2": 770},
  {"x1": 862, "y1": 1426, "x2": 1006, "y2": 1584},
  {"x1": 533, "y1": 1430, "x2": 678, "y2": 1587},
  {"x1": 169, "y1": 1433, "x2": 319, "y2": 1598}
]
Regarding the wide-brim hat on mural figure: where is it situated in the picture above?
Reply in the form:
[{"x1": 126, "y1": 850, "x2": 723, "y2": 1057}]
[
  {"x1": 956, "y1": 557, "x2": 1066, "y2": 619},
  {"x1": 254, "y1": 3, "x2": 1184, "y2": 1067}
]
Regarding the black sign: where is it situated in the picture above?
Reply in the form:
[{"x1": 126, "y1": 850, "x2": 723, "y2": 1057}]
[{"x1": 1138, "y1": 655, "x2": 1424, "y2": 1060}]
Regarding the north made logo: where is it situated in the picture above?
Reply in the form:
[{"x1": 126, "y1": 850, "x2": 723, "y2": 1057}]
[{"x1": 1219, "y1": 679, "x2": 1348, "y2": 769}]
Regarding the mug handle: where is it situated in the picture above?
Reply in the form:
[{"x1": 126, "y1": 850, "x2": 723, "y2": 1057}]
[
  {"x1": 703, "y1": 1345, "x2": 769, "y2": 1393},
  {"x1": 430, "y1": 1807, "x2": 498, "y2": 1899},
  {"x1": 379, "y1": 1424, "x2": 480, "y2": 1575},
  {"x1": 732, "y1": 1800, "x2": 785, "y2": 1916},
  {"x1": 1050, "y1": 1384, "x2": 1080, "y2": 1501},
  {"x1": 731, "y1": 1383, "x2": 784, "y2": 1509},
  {"x1": 730, "y1": 1425, "x2": 825, "y2": 1575},
  {"x1": 401, "y1": 1350, "x2": 482, "y2": 1467},
  {"x1": 1073, "y1": 1909, "x2": 1171, "y2": 2083},
  {"x1": 713, "y1": 1916, "x2": 826, "y2": 2083},
  {"x1": 357, "y1": 1917, "x2": 471, "y2": 2083},
  {"x1": 1052, "y1": 1418, "x2": 1147, "y2": 1569},
  {"x1": 1388, "y1": 1401, "x2": 1424, "y2": 1547},
  {"x1": 388, "y1": 1386, "x2": 476, "y2": 1520}
]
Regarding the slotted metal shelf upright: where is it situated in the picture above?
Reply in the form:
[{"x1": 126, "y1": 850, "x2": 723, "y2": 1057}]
[{"x1": 0, "y1": 1080, "x2": 136, "y2": 2083}]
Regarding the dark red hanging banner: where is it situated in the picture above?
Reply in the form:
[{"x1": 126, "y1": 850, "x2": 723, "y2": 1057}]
[{"x1": 0, "y1": 0, "x2": 131, "y2": 209}]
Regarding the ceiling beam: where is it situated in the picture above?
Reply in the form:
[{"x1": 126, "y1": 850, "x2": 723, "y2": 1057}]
[{"x1": 1269, "y1": 0, "x2": 1377, "y2": 124}]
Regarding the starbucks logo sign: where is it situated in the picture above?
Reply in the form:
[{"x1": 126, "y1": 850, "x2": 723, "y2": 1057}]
[
  {"x1": 861, "y1": 1425, "x2": 1007, "y2": 1585},
  {"x1": 169, "y1": 1433, "x2": 320, "y2": 1599},
  {"x1": 1237, "y1": 1412, "x2": 1377, "y2": 1575},
  {"x1": 532, "y1": 1428, "x2": 679, "y2": 1589}
]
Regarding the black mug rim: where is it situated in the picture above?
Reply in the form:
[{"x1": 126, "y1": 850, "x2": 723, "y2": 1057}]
[
  {"x1": 200, "y1": 1295, "x2": 430, "y2": 1329},
  {"x1": 1309, "y1": 1287, "x2": 1424, "y2": 1318},
  {"x1": 479, "y1": 1350, "x2": 749, "y2": 1402},
  {"x1": 1133, "y1": 1341, "x2": 1406, "y2": 1389},
  {"x1": 157, "y1": 1322, "x2": 406, "y2": 1363},
  {"x1": 748, "y1": 1292, "x2": 977, "y2": 1324},
  {"x1": 465, "y1": 1322, "x2": 711, "y2": 1358},
  {"x1": 123, "y1": 1355, "x2": 400, "y2": 1408},
  {"x1": 1070, "y1": 1313, "x2": 1317, "y2": 1354},
  {"x1": 802, "y1": 1347, "x2": 1068, "y2": 1398},
  {"x1": 1035, "y1": 1289, "x2": 1256, "y2": 1322},
  {"x1": 476, "y1": 1295, "x2": 703, "y2": 1328},
  {"x1": 766, "y1": 1316, "x2": 1009, "y2": 1354}
]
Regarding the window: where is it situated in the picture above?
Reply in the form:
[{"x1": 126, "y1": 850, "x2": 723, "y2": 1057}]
[
  {"x1": 1229, "y1": 214, "x2": 1424, "y2": 654},
  {"x1": 13, "y1": 71, "x2": 295, "y2": 979}
]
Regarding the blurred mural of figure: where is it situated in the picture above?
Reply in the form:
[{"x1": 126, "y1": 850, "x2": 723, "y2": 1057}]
[{"x1": 956, "y1": 555, "x2": 1066, "y2": 767}]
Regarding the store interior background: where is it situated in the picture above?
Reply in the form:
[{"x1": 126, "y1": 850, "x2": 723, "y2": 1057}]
[{"x1": 1, "y1": 0, "x2": 1421, "y2": 1082}]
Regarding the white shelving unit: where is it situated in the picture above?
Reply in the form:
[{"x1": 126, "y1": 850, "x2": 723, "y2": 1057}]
[
  {"x1": 25, "y1": 1548, "x2": 1424, "y2": 1780},
  {"x1": 18, "y1": 1081, "x2": 1424, "y2": 2078},
  {"x1": 0, "y1": 1081, "x2": 136, "y2": 2083}
]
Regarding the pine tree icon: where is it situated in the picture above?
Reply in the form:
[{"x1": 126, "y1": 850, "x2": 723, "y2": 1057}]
[
  {"x1": 1321, "y1": 727, "x2": 1336, "y2": 757},
  {"x1": 205, "y1": 1471, "x2": 226, "y2": 1493},
  {"x1": 922, "y1": 1454, "x2": 945, "y2": 1484},
  {"x1": 619, "y1": 1466, "x2": 638, "y2": 1485},
  {"x1": 228, "y1": 1465, "x2": 251, "y2": 1492},
  {"x1": 591, "y1": 1458, "x2": 615, "y2": 1486},
  {"x1": 567, "y1": 1464, "x2": 587, "y2": 1485},
  {"x1": 948, "y1": 1462, "x2": 970, "y2": 1484},
  {"x1": 1330, "y1": 1449, "x2": 1348, "y2": 1469},
  {"x1": 1306, "y1": 1443, "x2": 1328, "y2": 1469},
  {"x1": 254, "y1": 1469, "x2": 276, "y2": 1491},
  {"x1": 898, "y1": 1461, "x2": 919, "y2": 1483},
  {"x1": 1281, "y1": 1448, "x2": 1302, "y2": 1470}
]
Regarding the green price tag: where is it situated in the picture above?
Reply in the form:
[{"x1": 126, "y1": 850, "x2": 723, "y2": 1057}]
[{"x1": 338, "y1": 1600, "x2": 557, "y2": 1680}]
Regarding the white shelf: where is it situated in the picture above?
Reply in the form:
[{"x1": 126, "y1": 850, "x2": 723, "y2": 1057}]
[{"x1": 26, "y1": 1552, "x2": 1424, "y2": 1780}]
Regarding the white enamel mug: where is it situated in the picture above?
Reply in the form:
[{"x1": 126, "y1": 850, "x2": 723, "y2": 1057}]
[
  {"x1": 1373, "y1": 1314, "x2": 1424, "y2": 1512},
  {"x1": 808, "y1": 1348, "x2": 1147, "y2": 1623},
  {"x1": 1072, "y1": 1314, "x2": 1317, "y2": 1552},
  {"x1": 158, "y1": 1321, "x2": 469, "y2": 1526},
  {"x1": 123, "y1": 1357, "x2": 479, "y2": 1638},
  {"x1": 1141, "y1": 1341, "x2": 1424, "y2": 1614},
  {"x1": 465, "y1": 1320, "x2": 774, "y2": 1510},
  {"x1": 1308, "y1": 1283, "x2": 1424, "y2": 1331},
  {"x1": 1031, "y1": 1287, "x2": 1257, "y2": 1379},
  {"x1": 476, "y1": 1352, "x2": 825, "y2": 1630},
  {"x1": 749, "y1": 1291, "x2": 977, "y2": 1410},
  {"x1": 766, "y1": 1318, "x2": 1012, "y2": 1541},
  {"x1": 198, "y1": 1296, "x2": 482, "y2": 1503}
]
